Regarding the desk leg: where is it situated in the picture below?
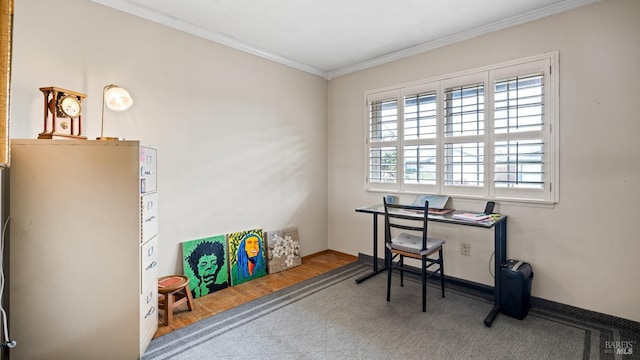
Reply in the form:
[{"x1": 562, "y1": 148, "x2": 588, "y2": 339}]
[
  {"x1": 356, "y1": 213, "x2": 387, "y2": 283},
  {"x1": 484, "y1": 219, "x2": 507, "y2": 327}
]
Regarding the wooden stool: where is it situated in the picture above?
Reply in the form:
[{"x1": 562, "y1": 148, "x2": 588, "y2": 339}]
[{"x1": 158, "y1": 275, "x2": 195, "y2": 326}]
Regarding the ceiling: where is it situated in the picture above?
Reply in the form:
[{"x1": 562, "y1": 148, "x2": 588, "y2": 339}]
[{"x1": 90, "y1": 0, "x2": 597, "y2": 79}]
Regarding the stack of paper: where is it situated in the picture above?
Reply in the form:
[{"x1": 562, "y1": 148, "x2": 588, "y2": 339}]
[{"x1": 452, "y1": 213, "x2": 493, "y2": 221}]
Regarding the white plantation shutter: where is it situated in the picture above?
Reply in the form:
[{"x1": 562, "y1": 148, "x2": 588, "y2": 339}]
[
  {"x1": 494, "y1": 73, "x2": 545, "y2": 189},
  {"x1": 444, "y1": 83, "x2": 484, "y2": 137},
  {"x1": 494, "y1": 139, "x2": 544, "y2": 188},
  {"x1": 369, "y1": 98, "x2": 397, "y2": 143},
  {"x1": 366, "y1": 91, "x2": 400, "y2": 190},
  {"x1": 441, "y1": 74, "x2": 488, "y2": 197},
  {"x1": 443, "y1": 81, "x2": 485, "y2": 192},
  {"x1": 364, "y1": 53, "x2": 557, "y2": 203},
  {"x1": 404, "y1": 91, "x2": 437, "y2": 140},
  {"x1": 403, "y1": 88, "x2": 438, "y2": 190},
  {"x1": 444, "y1": 142, "x2": 484, "y2": 186},
  {"x1": 492, "y1": 57, "x2": 555, "y2": 202},
  {"x1": 369, "y1": 146, "x2": 397, "y2": 184}
]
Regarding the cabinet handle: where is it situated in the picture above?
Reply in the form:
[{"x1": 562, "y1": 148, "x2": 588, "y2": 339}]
[
  {"x1": 146, "y1": 261, "x2": 157, "y2": 270},
  {"x1": 141, "y1": 166, "x2": 154, "y2": 176},
  {"x1": 144, "y1": 306, "x2": 156, "y2": 319}
]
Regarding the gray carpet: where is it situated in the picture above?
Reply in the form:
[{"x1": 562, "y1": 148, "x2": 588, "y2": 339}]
[{"x1": 143, "y1": 262, "x2": 639, "y2": 360}]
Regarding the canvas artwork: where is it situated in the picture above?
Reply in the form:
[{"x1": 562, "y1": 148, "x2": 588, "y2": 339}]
[
  {"x1": 182, "y1": 235, "x2": 230, "y2": 299},
  {"x1": 265, "y1": 226, "x2": 301, "y2": 274},
  {"x1": 228, "y1": 228, "x2": 267, "y2": 286}
]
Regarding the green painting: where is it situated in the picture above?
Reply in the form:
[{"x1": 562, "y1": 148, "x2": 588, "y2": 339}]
[
  {"x1": 182, "y1": 235, "x2": 229, "y2": 298},
  {"x1": 228, "y1": 228, "x2": 267, "y2": 286}
]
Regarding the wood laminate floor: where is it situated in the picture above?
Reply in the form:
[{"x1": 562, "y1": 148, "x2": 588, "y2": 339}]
[{"x1": 153, "y1": 250, "x2": 358, "y2": 339}]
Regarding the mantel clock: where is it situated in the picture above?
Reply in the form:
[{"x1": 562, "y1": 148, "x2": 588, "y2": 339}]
[{"x1": 38, "y1": 86, "x2": 87, "y2": 139}]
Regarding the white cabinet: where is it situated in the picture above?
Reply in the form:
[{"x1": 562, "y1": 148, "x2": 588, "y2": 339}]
[{"x1": 9, "y1": 139, "x2": 158, "y2": 360}]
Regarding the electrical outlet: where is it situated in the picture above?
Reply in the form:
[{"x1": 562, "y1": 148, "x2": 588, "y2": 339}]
[{"x1": 460, "y1": 243, "x2": 471, "y2": 257}]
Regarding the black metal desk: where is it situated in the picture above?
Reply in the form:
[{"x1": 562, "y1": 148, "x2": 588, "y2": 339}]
[{"x1": 355, "y1": 204, "x2": 508, "y2": 327}]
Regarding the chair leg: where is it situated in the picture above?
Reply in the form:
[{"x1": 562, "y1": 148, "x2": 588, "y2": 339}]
[
  {"x1": 439, "y1": 248, "x2": 445, "y2": 298},
  {"x1": 400, "y1": 256, "x2": 405, "y2": 287},
  {"x1": 422, "y1": 256, "x2": 427, "y2": 312},
  {"x1": 386, "y1": 249, "x2": 392, "y2": 302}
]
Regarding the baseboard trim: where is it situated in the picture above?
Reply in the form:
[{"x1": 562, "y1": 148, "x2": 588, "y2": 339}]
[
  {"x1": 358, "y1": 252, "x2": 640, "y2": 333},
  {"x1": 302, "y1": 249, "x2": 358, "y2": 262}
]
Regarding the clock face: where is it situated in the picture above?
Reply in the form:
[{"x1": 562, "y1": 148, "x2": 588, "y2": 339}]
[{"x1": 59, "y1": 95, "x2": 81, "y2": 118}]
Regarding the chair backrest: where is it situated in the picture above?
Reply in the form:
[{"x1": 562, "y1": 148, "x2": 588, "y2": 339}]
[{"x1": 383, "y1": 197, "x2": 429, "y2": 251}]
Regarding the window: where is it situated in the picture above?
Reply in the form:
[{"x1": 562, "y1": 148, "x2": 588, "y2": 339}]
[
  {"x1": 368, "y1": 95, "x2": 398, "y2": 184},
  {"x1": 364, "y1": 53, "x2": 558, "y2": 203}
]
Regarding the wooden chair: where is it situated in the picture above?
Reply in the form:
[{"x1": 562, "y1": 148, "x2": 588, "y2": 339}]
[
  {"x1": 384, "y1": 197, "x2": 446, "y2": 312},
  {"x1": 158, "y1": 275, "x2": 195, "y2": 326}
]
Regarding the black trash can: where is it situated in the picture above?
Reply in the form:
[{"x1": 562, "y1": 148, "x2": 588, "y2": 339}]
[{"x1": 500, "y1": 259, "x2": 533, "y2": 320}]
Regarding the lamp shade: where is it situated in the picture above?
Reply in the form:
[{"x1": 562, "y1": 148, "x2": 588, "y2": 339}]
[
  {"x1": 104, "y1": 85, "x2": 133, "y2": 111},
  {"x1": 98, "y1": 84, "x2": 134, "y2": 140}
]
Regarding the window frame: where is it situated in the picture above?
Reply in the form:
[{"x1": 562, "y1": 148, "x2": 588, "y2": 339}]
[{"x1": 364, "y1": 52, "x2": 559, "y2": 204}]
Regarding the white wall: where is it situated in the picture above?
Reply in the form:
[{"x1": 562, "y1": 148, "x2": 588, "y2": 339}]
[
  {"x1": 10, "y1": 0, "x2": 328, "y2": 277},
  {"x1": 328, "y1": 0, "x2": 640, "y2": 322},
  {"x1": 10, "y1": 0, "x2": 639, "y2": 325}
]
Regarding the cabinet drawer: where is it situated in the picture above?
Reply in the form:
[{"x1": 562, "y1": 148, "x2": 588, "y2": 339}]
[
  {"x1": 140, "y1": 235, "x2": 158, "y2": 350},
  {"x1": 141, "y1": 193, "x2": 158, "y2": 244},
  {"x1": 140, "y1": 147, "x2": 157, "y2": 194},
  {"x1": 141, "y1": 236, "x2": 158, "y2": 293},
  {"x1": 140, "y1": 285, "x2": 157, "y2": 344}
]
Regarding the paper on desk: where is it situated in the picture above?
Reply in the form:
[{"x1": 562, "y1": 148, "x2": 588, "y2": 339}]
[{"x1": 452, "y1": 213, "x2": 492, "y2": 221}]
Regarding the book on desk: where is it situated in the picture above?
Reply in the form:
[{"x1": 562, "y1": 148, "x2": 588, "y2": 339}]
[
  {"x1": 428, "y1": 208, "x2": 454, "y2": 215},
  {"x1": 452, "y1": 213, "x2": 493, "y2": 221}
]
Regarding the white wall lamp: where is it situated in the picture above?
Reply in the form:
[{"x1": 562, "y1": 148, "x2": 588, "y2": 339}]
[{"x1": 97, "y1": 84, "x2": 134, "y2": 140}]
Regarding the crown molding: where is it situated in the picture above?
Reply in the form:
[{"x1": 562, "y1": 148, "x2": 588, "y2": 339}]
[
  {"x1": 91, "y1": 0, "x2": 599, "y2": 81},
  {"x1": 326, "y1": 0, "x2": 599, "y2": 79},
  {"x1": 89, "y1": 0, "x2": 328, "y2": 78}
]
